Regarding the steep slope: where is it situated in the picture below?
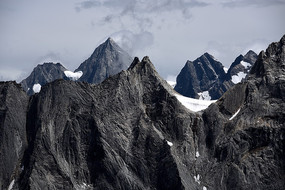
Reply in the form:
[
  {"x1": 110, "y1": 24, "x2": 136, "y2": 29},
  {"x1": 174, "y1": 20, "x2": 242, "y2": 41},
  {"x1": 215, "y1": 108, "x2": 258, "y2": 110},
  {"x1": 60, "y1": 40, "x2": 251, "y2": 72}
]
[
  {"x1": 175, "y1": 51, "x2": 257, "y2": 100},
  {"x1": 227, "y1": 50, "x2": 257, "y2": 84},
  {"x1": 198, "y1": 36, "x2": 285, "y2": 189},
  {"x1": 0, "y1": 81, "x2": 28, "y2": 189},
  {"x1": 17, "y1": 57, "x2": 196, "y2": 190},
  {"x1": 75, "y1": 38, "x2": 133, "y2": 84},
  {"x1": 174, "y1": 53, "x2": 227, "y2": 99},
  {"x1": 20, "y1": 62, "x2": 67, "y2": 95}
]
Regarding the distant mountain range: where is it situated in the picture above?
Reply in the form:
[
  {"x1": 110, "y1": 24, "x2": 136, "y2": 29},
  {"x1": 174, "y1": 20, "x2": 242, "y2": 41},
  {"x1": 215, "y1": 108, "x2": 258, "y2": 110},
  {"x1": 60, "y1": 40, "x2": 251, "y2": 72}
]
[
  {"x1": 20, "y1": 37, "x2": 258, "y2": 99},
  {"x1": 20, "y1": 38, "x2": 133, "y2": 95}
]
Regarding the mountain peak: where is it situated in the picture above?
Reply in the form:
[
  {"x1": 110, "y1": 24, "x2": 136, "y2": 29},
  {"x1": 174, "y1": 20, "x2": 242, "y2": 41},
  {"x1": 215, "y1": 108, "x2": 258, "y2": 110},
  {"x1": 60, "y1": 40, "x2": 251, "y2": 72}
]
[
  {"x1": 75, "y1": 37, "x2": 133, "y2": 84},
  {"x1": 20, "y1": 62, "x2": 67, "y2": 95}
]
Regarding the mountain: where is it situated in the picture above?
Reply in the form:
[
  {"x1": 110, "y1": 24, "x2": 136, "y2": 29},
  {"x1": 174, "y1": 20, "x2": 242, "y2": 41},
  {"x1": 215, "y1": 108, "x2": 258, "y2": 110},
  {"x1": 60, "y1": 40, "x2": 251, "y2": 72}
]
[
  {"x1": 174, "y1": 52, "x2": 227, "y2": 100},
  {"x1": 1, "y1": 35, "x2": 285, "y2": 190},
  {"x1": 20, "y1": 62, "x2": 67, "y2": 95},
  {"x1": 174, "y1": 50, "x2": 257, "y2": 100},
  {"x1": 75, "y1": 37, "x2": 133, "y2": 84},
  {"x1": 226, "y1": 50, "x2": 258, "y2": 84},
  {"x1": 20, "y1": 38, "x2": 132, "y2": 95}
]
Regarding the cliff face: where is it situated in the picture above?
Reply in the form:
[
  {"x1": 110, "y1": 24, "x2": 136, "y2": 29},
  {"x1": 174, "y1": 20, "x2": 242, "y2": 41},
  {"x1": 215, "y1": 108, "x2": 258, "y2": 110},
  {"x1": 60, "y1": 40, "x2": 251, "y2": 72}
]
[
  {"x1": 0, "y1": 35, "x2": 284, "y2": 190},
  {"x1": 174, "y1": 53, "x2": 227, "y2": 99},
  {"x1": 0, "y1": 81, "x2": 28, "y2": 189}
]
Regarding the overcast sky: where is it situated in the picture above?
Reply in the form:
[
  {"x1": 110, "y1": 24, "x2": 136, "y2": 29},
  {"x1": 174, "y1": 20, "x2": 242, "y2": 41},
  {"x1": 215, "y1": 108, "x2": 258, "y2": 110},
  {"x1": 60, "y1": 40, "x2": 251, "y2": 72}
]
[{"x1": 1, "y1": 0, "x2": 285, "y2": 82}]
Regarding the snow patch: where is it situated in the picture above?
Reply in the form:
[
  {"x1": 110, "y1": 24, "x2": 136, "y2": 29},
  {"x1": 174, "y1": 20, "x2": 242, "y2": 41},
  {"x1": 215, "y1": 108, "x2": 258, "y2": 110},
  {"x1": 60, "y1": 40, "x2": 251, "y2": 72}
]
[
  {"x1": 8, "y1": 179, "x2": 15, "y2": 190},
  {"x1": 203, "y1": 186, "x2": 207, "y2": 190},
  {"x1": 167, "y1": 81, "x2": 176, "y2": 88},
  {"x1": 196, "y1": 151, "x2": 200, "y2": 158},
  {"x1": 223, "y1": 67, "x2": 228, "y2": 73},
  {"x1": 33, "y1": 83, "x2": 41, "y2": 93},
  {"x1": 229, "y1": 108, "x2": 241, "y2": 120},
  {"x1": 231, "y1": 72, "x2": 247, "y2": 84},
  {"x1": 198, "y1": 91, "x2": 211, "y2": 100},
  {"x1": 240, "y1": 61, "x2": 251, "y2": 69},
  {"x1": 194, "y1": 174, "x2": 201, "y2": 184},
  {"x1": 64, "y1": 70, "x2": 83, "y2": 81},
  {"x1": 175, "y1": 93, "x2": 216, "y2": 112},
  {"x1": 167, "y1": 141, "x2": 173, "y2": 146}
]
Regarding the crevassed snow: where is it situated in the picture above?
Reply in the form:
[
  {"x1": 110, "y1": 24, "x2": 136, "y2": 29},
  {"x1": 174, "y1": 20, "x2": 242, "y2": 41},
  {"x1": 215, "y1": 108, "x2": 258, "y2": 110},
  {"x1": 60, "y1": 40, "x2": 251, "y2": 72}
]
[
  {"x1": 175, "y1": 94, "x2": 216, "y2": 112},
  {"x1": 231, "y1": 72, "x2": 247, "y2": 84},
  {"x1": 167, "y1": 141, "x2": 173, "y2": 146},
  {"x1": 198, "y1": 91, "x2": 211, "y2": 100},
  {"x1": 195, "y1": 151, "x2": 200, "y2": 158},
  {"x1": 64, "y1": 70, "x2": 83, "y2": 81},
  {"x1": 167, "y1": 81, "x2": 176, "y2": 88},
  {"x1": 240, "y1": 61, "x2": 251, "y2": 69},
  {"x1": 33, "y1": 83, "x2": 41, "y2": 93},
  {"x1": 194, "y1": 174, "x2": 201, "y2": 184},
  {"x1": 8, "y1": 179, "x2": 15, "y2": 190},
  {"x1": 229, "y1": 108, "x2": 241, "y2": 120}
]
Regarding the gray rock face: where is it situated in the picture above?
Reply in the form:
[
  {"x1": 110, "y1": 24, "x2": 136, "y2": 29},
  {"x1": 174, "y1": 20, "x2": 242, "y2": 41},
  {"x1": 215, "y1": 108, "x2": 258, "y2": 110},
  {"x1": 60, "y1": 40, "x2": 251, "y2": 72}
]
[
  {"x1": 0, "y1": 81, "x2": 28, "y2": 189},
  {"x1": 75, "y1": 37, "x2": 133, "y2": 84},
  {"x1": 227, "y1": 50, "x2": 257, "y2": 84},
  {"x1": 20, "y1": 62, "x2": 67, "y2": 95},
  {"x1": 175, "y1": 51, "x2": 257, "y2": 100},
  {"x1": 0, "y1": 35, "x2": 284, "y2": 190},
  {"x1": 174, "y1": 53, "x2": 227, "y2": 99}
]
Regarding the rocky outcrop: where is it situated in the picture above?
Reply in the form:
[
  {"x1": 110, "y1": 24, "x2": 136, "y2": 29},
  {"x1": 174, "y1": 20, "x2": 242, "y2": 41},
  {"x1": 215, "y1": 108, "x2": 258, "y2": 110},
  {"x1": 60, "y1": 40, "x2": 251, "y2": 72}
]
[
  {"x1": 20, "y1": 62, "x2": 67, "y2": 95},
  {"x1": 0, "y1": 81, "x2": 28, "y2": 189},
  {"x1": 199, "y1": 36, "x2": 285, "y2": 189},
  {"x1": 75, "y1": 37, "x2": 133, "y2": 84},
  {"x1": 175, "y1": 51, "x2": 257, "y2": 100},
  {"x1": 226, "y1": 50, "x2": 257, "y2": 84},
  {"x1": 174, "y1": 53, "x2": 227, "y2": 99},
  {"x1": 0, "y1": 35, "x2": 284, "y2": 190}
]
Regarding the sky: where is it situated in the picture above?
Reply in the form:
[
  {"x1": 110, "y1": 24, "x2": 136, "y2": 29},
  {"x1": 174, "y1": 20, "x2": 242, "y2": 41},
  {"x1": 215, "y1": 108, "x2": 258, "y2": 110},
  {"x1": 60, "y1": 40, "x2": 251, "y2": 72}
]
[{"x1": 0, "y1": 0, "x2": 285, "y2": 82}]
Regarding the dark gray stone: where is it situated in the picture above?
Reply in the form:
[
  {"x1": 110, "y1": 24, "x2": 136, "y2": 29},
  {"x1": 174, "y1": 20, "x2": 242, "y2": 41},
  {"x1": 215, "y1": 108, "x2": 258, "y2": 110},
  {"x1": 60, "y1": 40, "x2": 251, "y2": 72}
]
[
  {"x1": 0, "y1": 81, "x2": 28, "y2": 189},
  {"x1": 20, "y1": 62, "x2": 67, "y2": 95},
  {"x1": 75, "y1": 37, "x2": 133, "y2": 84},
  {"x1": 0, "y1": 35, "x2": 284, "y2": 190}
]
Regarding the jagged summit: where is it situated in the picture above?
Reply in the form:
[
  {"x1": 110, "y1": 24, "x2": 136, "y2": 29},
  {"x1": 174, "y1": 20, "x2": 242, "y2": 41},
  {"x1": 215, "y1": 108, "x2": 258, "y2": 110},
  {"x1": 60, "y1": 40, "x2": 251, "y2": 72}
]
[
  {"x1": 174, "y1": 53, "x2": 226, "y2": 99},
  {"x1": 75, "y1": 37, "x2": 133, "y2": 84},
  {"x1": 20, "y1": 62, "x2": 67, "y2": 95},
  {"x1": 174, "y1": 50, "x2": 258, "y2": 100}
]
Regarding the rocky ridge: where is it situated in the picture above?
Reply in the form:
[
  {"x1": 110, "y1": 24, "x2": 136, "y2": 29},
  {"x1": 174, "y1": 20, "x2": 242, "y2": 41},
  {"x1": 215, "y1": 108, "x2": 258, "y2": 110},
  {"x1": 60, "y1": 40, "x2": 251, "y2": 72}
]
[
  {"x1": 0, "y1": 35, "x2": 284, "y2": 189},
  {"x1": 175, "y1": 50, "x2": 257, "y2": 100}
]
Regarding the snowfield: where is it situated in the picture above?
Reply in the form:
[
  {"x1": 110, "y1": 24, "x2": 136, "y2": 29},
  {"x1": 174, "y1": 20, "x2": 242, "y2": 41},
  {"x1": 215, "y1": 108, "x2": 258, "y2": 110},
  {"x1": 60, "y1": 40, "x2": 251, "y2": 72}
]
[
  {"x1": 167, "y1": 80, "x2": 176, "y2": 88},
  {"x1": 64, "y1": 70, "x2": 83, "y2": 81},
  {"x1": 198, "y1": 91, "x2": 211, "y2": 100},
  {"x1": 175, "y1": 93, "x2": 216, "y2": 112},
  {"x1": 241, "y1": 61, "x2": 251, "y2": 69},
  {"x1": 33, "y1": 83, "x2": 41, "y2": 93},
  {"x1": 231, "y1": 71, "x2": 247, "y2": 84}
]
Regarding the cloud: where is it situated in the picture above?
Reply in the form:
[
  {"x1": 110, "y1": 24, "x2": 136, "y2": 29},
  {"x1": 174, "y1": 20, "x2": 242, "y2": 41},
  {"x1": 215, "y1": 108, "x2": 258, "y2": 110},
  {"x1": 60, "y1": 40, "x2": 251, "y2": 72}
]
[
  {"x1": 75, "y1": 0, "x2": 101, "y2": 12},
  {"x1": 35, "y1": 52, "x2": 62, "y2": 65},
  {"x1": 107, "y1": 30, "x2": 154, "y2": 55},
  {"x1": 222, "y1": 0, "x2": 285, "y2": 8},
  {"x1": 76, "y1": 0, "x2": 209, "y2": 19}
]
